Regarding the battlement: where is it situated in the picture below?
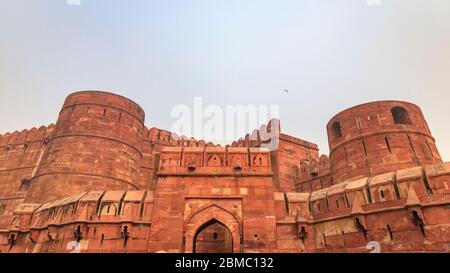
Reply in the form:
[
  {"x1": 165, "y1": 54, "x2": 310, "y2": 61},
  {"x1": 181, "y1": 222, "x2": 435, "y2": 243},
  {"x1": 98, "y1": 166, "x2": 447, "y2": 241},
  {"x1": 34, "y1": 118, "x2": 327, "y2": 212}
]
[
  {"x1": 158, "y1": 146, "x2": 272, "y2": 175},
  {"x1": 230, "y1": 119, "x2": 279, "y2": 148},
  {"x1": 229, "y1": 119, "x2": 318, "y2": 152},
  {"x1": 296, "y1": 154, "x2": 332, "y2": 181},
  {"x1": 142, "y1": 126, "x2": 222, "y2": 148},
  {"x1": 0, "y1": 125, "x2": 55, "y2": 149}
]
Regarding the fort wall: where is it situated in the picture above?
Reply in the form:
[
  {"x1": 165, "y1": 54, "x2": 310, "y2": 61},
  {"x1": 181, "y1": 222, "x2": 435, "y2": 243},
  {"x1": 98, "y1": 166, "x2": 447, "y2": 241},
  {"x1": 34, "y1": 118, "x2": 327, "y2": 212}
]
[
  {"x1": 232, "y1": 119, "x2": 320, "y2": 192},
  {"x1": 0, "y1": 125, "x2": 55, "y2": 221},
  {"x1": 0, "y1": 91, "x2": 448, "y2": 253}
]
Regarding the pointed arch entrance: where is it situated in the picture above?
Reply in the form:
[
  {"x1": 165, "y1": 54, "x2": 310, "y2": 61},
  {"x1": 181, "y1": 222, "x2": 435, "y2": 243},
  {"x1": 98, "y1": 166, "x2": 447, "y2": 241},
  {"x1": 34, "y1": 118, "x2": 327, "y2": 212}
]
[
  {"x1": 194, "y1": 219, "x2": 233, "y2": 253},
  {"x1": 184, "y1": 204, "x2": 242, "y2": 253}
]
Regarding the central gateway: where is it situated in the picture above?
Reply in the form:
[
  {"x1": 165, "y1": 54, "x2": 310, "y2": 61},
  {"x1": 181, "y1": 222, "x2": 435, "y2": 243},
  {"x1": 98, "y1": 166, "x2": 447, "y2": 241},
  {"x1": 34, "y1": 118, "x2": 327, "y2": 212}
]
[{"x1": 147, "y1": 146, "x2": 278, "y2": 253}]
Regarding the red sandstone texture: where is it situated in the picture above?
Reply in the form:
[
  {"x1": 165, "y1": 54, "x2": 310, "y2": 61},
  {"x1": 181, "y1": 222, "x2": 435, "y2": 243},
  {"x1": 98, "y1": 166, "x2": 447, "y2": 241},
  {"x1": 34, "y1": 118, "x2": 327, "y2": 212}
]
[{"x1": 0, "y1": 91, "x2": 449, "y2": 253}]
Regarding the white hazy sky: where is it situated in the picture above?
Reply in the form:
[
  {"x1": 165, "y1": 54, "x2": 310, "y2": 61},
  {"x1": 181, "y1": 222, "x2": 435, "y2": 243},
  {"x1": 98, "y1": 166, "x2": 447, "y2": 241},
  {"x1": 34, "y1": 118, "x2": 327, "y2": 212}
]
[{"x1": 0, "y1": 0, "x2": 449, "y2": 160}]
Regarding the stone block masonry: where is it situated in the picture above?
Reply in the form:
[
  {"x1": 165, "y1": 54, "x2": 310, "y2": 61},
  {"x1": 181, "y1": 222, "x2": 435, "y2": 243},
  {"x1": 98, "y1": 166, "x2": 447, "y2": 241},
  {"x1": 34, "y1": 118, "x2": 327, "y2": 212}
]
[{"x1": 0, "y1": 91, "x2": 448, "y2": 253}]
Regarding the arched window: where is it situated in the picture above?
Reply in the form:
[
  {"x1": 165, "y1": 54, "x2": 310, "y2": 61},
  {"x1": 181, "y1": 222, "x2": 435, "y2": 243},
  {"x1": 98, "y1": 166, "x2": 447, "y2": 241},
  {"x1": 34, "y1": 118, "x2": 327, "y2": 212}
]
[
  {"x1": 208, "y1": 155, "x2": 223, "y2": 167},
  {"x1": 331, "y1": 122, "x2": 342, "y2": 138},
  {"x1": 299, "y1": 161, "x2": 309, "y2": 175},
  {"x1": 309, "y1": 159, "x2": 319, "y2": 176},
  {"x1": 391, "y1": 107, "x2": 412, "y2": 125}
]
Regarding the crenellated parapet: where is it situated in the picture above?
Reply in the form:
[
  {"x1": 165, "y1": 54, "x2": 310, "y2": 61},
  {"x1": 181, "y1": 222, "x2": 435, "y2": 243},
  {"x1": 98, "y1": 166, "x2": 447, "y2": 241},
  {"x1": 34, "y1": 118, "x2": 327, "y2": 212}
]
[
  {"x1": 142, "y1": 127, "x2": 221, "y2": 149},
  {"x1": 296, "y1": 155, "x2": 331, "y2": 180},
  {"x1": 231, "y1": 119, "x2": 281, "y2": 149},
  {"x1": 295, "y1": 154, "x2": 333, "y2": 191},
  {"x1": 0, "y1": 125, "x2": 55, "y2": 149},
  {"x1": 143, "y1": 127, "x2": 181, "y2": 147},
  {"x1": 0, "y1": 125, "x2": 55, "y2": 175},
  {"x1": 230, "y1": 119, "x2": 320, "y2": 192},
  {"x1": 157, "y1": 146, "x2": 272, "y2": 176}
]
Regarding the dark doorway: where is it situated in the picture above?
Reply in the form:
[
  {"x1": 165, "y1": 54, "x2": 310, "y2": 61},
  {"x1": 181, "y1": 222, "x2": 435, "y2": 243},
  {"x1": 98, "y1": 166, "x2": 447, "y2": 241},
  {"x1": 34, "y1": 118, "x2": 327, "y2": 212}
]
[{"x1": 194, "y1": 219, "x2": 233, "y2": 253}]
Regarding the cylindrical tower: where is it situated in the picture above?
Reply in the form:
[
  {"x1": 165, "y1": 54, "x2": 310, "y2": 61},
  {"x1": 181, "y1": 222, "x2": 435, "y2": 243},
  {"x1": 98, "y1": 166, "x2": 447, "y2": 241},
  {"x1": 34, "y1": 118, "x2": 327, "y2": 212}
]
[
  {"x1": 25, "y1": 91, "x2": 145, "y2": 203},
  {"x1": 327, "y1": 101, "x2": 442, "y2": 183}
]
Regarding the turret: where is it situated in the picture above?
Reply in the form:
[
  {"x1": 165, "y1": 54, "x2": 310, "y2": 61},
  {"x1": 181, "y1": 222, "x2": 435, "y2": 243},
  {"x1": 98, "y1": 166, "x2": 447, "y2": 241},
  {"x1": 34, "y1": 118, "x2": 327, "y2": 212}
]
[
  {"x1": 327, "y1": 101, "x2": 442, "y2": 183},
  {"x1": 25, "y1": 91, "x2": 145, "y2": 203}
]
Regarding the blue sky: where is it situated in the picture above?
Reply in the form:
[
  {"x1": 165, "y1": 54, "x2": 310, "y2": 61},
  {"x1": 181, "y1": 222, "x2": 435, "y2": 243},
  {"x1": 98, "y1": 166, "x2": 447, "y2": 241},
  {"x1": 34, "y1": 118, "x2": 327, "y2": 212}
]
[{"x1": 0, "y1": 0, "x2": 449, "y2": 160}]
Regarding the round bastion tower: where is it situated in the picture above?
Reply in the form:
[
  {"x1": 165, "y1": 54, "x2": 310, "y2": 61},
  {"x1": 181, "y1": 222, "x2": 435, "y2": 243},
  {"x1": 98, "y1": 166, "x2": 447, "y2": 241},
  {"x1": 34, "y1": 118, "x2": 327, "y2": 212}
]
[
  {"x1": 25, "y1": 91, "x2": 145, "y2": 203},
  {"x1": 327, "y1": 101, "x2": 442, "y2": 184}
]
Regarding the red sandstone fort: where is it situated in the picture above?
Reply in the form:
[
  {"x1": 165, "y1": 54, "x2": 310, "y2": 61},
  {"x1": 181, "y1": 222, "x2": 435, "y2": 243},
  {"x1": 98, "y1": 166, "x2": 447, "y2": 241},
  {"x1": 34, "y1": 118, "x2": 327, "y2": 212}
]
[{"x1": 0, "y1": 91, "x2": 449, "y2": 253}]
